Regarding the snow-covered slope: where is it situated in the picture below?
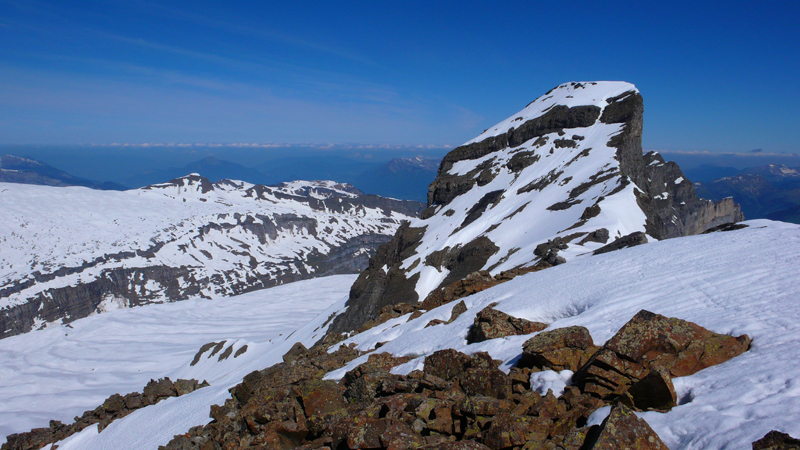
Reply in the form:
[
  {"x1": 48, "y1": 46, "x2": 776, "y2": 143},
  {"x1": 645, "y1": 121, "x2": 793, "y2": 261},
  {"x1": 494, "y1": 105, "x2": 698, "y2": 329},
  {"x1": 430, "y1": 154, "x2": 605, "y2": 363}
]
[
  {"x1": 329, "y1": 81, "x2": 741, "y2": 333},
  {"x1": 0, "y1": 275, "x2": 356, "y2": 444},
  {"x1": 324, "y1": 220, "x2": 800, "y2": 449},
  {"x1": 0, "y1": 175, "x2": 421, "y2": 338},
  {"x1": 4, "y1": 220, "x2": 799, "y2": 450}
]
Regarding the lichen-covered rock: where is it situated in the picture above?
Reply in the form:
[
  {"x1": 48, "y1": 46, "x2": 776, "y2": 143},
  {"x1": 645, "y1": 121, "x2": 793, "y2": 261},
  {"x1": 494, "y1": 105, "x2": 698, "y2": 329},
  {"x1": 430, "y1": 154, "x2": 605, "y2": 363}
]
[
  {"x1": 283, "y1": 341, "x2": 309, "y2": 363},
  {"x1": 467, "y1": 304, "x2": 547, "y2": 343},
  {"x1": 519, "y1": 326, "x2": 598, "y2": 372},
  {"x1": 583, "y1": 404, "x2": 669, "y2": 450},
  {"x1": 573, "y1": 309, "x2": 751, "y2": 401},
  {"x1": 143, "y1": 377, "x2": 177, "y2": 401},
  {"x1": 753, "y1": 430, "x2": 800, "y2": 450},
  {"x1": 343, "y1": 353, "x2": 413, "y2": 403}
]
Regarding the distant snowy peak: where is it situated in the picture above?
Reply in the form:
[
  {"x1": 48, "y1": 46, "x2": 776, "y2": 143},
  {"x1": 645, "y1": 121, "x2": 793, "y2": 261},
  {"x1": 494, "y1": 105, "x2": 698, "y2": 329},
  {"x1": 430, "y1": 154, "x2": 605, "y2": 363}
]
[
  {"x1": 0, "y1": 154, "x2": 126, "y2": 190},
  {"x1": 143, "y1": 174, "x2": 364, "y2": 200},
  {"x1": 386, "y1": 157, "x2": 440, "y2": 173},
  {"x1": 329, "y1": 81, "x2": 742, "y2": 334},
  {"x1": 0, "y1": 175, "x2": 423, "y2": 339}
]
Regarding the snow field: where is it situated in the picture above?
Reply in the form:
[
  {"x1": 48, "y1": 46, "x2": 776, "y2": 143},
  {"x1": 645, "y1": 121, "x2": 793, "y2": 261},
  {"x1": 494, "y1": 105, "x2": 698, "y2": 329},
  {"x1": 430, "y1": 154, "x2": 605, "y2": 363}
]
[{"x1": 0, "y1": 275, "x2": 356, "y2": 448}]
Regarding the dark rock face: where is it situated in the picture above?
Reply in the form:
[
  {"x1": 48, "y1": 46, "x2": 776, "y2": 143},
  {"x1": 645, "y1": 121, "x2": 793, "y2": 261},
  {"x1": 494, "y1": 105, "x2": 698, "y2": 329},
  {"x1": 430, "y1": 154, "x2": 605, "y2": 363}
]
[
  {"x1": 2, "y1": 378, "x2": 208, "y2": 450},
  {"x1": 429, "y1": 105, "x2": 603, "y2": 207},
  {"x1": 634, "y1": 152, "x2": 744, "y2": 239},
  {"x1": 327, "y1": 223, "x2": 427, "y2": 335},
  {"x1": 592, "y1": 231, "x2": 648, "y2": 255},
  {"x1": 753, "y1": 430, "x2": 800, "y2": 450}
]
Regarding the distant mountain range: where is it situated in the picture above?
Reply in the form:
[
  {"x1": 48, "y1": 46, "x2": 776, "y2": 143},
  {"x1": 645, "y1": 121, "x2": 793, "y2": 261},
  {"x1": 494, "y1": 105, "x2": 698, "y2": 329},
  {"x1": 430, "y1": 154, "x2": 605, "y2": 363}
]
[
  {"x1": 0, "y1": 175, "x2": 423, "y2": 339},
  {"x1": 0, "y1": 155, "x2": 127, "y2": 190},
  {"x1": 2, "y1": 154, "x2": 440, "y2": 202},
  {"x1": 693, "y1": 164, "x2": 800, "y2": 223}
]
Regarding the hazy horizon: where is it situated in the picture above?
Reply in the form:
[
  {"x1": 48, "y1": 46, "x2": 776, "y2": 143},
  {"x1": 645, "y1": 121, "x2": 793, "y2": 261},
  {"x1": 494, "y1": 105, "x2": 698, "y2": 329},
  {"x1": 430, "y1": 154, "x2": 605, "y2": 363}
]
[{"x1": 1, "y1": 2, "x2": 798, "y2": 153}]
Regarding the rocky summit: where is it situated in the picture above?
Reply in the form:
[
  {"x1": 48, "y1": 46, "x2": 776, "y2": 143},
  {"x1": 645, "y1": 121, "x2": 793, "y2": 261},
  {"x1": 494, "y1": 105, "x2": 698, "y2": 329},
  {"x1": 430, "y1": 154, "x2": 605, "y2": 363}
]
[
  {"x1": 329, "y1": 81, "x2": 742, "y2": 334},
  {"x1": 0, "y1": 176, "x2": 422, "y2": 338}
]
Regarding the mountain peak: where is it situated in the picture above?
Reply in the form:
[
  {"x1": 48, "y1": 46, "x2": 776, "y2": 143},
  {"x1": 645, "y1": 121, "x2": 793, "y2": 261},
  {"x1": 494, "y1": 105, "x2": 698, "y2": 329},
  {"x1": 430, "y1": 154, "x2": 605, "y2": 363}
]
[{"x1": 329, "y1": 82, "x2": 742, "y2": 334}]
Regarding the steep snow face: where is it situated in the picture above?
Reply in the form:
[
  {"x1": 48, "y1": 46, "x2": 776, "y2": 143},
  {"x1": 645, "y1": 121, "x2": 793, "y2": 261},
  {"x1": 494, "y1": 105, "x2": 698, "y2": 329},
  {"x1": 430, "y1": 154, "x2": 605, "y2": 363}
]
[
  {"x1": 326, "y1": 220, "x2": 800, "y2": 450},
  {"x1": 396, "y1": 82, "x2": 649, "y2": 303},
  {"x1": 409, "y1": 83, "x2": 646, "y2": 298},
  {"x1": 0, "y1": 176, "x2": 419, "y2": 338},
  {"x1": 0, "y1": 275, "x2": 356, "y2": 446},
  {"x1": 465, "y1": 81, "x2": 636, "y2": 144}
]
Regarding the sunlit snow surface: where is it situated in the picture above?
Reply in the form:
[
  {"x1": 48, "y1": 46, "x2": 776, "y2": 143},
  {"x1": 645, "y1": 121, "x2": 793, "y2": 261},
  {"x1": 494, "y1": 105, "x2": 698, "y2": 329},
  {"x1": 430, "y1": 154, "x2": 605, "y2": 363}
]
[
  {"x1": 0, "y1": 275, "x2": 356, "y2": 447},
  {"x1": 5, "y1": 220, "x2": 800, "y2": 450}
]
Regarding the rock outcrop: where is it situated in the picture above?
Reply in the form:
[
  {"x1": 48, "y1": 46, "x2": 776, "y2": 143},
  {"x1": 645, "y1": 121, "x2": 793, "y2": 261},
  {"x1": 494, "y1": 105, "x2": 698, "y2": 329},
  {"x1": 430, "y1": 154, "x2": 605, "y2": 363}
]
[
  {"x1": 329, "y1": 82, "x2": 743, "y2": 335},
  {"x1": 155, "y1": 310, "x2": 749, "y2": 450},
  {"x1": 2, "y1": 378, "x2": 208, "y2": 450},
  {"x1": 571, "y1": 309, "x2": 752, "y2": 408}
]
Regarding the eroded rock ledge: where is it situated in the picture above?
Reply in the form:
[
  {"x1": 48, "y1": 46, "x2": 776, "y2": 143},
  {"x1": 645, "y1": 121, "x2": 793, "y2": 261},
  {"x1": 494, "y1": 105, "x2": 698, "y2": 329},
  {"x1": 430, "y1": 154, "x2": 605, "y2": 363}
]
[{"x1": 2, "y1": 378, "x2": 209, "y2": 450}]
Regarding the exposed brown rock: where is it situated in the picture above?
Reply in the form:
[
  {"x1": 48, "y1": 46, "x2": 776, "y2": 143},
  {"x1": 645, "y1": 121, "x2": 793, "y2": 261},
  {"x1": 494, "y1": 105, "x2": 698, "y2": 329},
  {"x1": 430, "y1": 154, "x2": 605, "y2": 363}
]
[
  {"x1": 2, "y1": 378, "x2": 208, "y2": 450},
  {"x1": 343, "y1": 353, "x2": 414, "y2": 403},
  {"x1": 283, "y1": 341, "x2": 310, "y2": 363},
  {"x1": 154, "y1": 310, "x2": 753, "y2": 450},
  {"x1": 753, "y1": 430, "x2": 800, "y2": 450},
  {"x1": 483, "y1": 413, "x2": 549, "y2": 449},
  {"x1": 519, "y1": 326, "x2": 598, "y2": 372},
  {"x1": 573, "y1": 309, "x2": 751, "y2": 403},
  {"x1": 583, "y1": 404, "x2": 669, "y2": 450},
  {"x1": 467, "y1": 303, "x2": 547, "y2": 343},
  {"x1": 359, "y1": 303, "x2": 422, "y2": 333}
]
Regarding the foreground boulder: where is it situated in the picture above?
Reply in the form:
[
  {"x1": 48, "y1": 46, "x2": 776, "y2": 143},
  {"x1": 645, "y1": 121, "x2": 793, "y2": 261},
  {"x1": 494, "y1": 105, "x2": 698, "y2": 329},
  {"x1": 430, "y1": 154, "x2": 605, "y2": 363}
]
[
  {"x1": 467, "y1": 304, "x2": 547, "y2": 344},
  {"x1": 153, "y1": 310, "x2": 753, "y2": 450},
  {"x1": 573, "y1": 309, "x2": 751, "y2": 409},
  {"x1": 753, "y1": 430, "x2": 800, "y2": 450},
  {"x1": 518, "y1": 326, "x2": 598, "y2": 372},
  {"x1": 583, "y1": 404, "x2": 669, "y2": 450}
]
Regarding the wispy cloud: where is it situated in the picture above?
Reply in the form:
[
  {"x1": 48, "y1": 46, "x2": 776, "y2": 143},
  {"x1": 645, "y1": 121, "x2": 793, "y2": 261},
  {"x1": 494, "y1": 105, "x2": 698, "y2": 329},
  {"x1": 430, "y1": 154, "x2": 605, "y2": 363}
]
[{"x1": 130, "y1": 0, "x2": 381, "y2": 68}]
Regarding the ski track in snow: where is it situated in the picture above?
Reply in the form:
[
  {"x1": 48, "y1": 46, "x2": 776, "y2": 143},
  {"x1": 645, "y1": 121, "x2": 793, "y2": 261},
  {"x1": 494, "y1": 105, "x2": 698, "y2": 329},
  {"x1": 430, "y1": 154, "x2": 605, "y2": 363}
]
[{"x1": 0, "y1": 275, "x2": 356, "y2": 447}]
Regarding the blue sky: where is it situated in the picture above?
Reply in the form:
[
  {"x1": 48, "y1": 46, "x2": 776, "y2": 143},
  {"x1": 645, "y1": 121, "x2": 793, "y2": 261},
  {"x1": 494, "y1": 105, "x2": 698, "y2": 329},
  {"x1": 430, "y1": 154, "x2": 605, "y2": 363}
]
[{"x1": 1, "y1": 0, "x2": 798, "y2": 153}]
